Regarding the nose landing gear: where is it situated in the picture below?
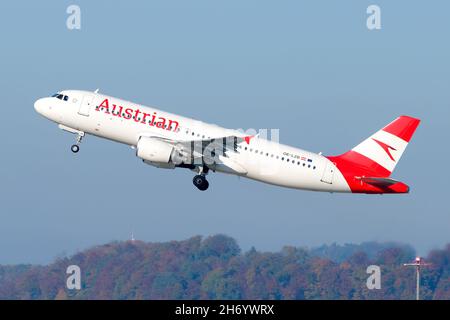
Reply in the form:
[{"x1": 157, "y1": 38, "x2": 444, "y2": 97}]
[
  {"x1": 71, "y1": 144, "x2": 80, "y2": 153},
  {"x1": 71, "y1": 132, "x2": 84, "y2": 153}
]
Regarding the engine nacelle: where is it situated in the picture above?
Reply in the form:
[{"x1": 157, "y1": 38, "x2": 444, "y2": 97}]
[{"x1": 136, "y1": 137, "x2": 176, "y2": 169}]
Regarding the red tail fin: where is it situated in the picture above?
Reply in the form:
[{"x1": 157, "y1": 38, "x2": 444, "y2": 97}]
[{"x1": 327, "y1": 116, "x2": 420, "y2": 193}]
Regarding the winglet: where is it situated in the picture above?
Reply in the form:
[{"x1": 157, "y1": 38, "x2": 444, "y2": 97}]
[{"x1": 244, "y1": 135, "x2": 255, "y2": 144}]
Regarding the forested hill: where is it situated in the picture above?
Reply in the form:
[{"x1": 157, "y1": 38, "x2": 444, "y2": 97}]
[{"x1": 0, "y1": 235, "x2": 448, "y2": 300}]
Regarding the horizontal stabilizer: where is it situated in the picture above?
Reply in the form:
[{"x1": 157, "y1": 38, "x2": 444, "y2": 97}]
[{"x1": 356, "y1": 177, "x2": 410, "y2": 193}]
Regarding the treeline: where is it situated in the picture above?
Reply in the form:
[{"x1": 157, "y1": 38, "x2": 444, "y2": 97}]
[{"x1": 0, "y1": 235, "x2": 448, "y2": 299}]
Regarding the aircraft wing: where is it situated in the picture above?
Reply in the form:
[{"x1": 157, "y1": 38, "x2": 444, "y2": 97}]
[{"x1": 143, "y1": 134, "x2": 250, "y2": 174}]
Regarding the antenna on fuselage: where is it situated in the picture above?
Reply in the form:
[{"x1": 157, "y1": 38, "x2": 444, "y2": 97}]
[{"x1": 94, "y1": 88, "x2": 99, "y2": 93}]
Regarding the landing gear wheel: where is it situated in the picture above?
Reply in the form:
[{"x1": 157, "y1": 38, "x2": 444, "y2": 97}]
[
  {"x1": 201, "y1": 180, "x2": 209, "y2": 191},
  {"x1": 71, "y1": 144, "x2": 80, "y2": 153},
  {"x1": 193, "y1": 175, "x2": 209, "y2": 191}
]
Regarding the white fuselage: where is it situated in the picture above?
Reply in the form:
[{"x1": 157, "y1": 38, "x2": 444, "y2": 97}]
[{"x1": 34, "y1": 90, "x2": 351, "y2": 192}]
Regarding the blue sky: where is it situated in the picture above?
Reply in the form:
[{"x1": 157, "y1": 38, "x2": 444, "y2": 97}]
[{"x1": 0, "y1": 1, "x2": 449, "y2": 264}]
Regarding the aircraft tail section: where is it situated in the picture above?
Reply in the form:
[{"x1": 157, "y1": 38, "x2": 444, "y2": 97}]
[{"x1": 327, "y1": 115, "x2": 420, "y2": 193}]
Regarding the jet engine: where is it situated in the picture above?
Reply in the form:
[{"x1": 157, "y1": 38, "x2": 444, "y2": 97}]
[{"x1": 136, "y1": 136, "x2": 177, "y2": 169}]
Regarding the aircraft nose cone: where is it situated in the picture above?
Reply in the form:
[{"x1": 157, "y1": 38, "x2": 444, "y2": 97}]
[{"x1": 34, "y1": 98, "x2": 44, "y2": 114}]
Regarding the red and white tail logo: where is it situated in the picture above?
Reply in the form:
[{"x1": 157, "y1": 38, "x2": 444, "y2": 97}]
[
  {"x1": 326, "y1": 115, "x2": 420, "y2": 193},
  {"x1": 350, "y1": 115, "x2": 420, "y2": 175}
]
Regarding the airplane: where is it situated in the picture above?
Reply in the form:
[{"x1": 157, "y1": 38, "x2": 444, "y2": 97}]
[{"x1": 34, "y1": 90, "x2": 420, "y2": 193}]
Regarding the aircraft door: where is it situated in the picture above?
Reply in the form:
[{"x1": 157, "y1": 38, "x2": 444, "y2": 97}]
[
  {"x1": 321, "y1": 160, "x2": 335, "y2": 184},
  {"x1": 78, "y1": 95, "x2": 94, "y2": 116}
]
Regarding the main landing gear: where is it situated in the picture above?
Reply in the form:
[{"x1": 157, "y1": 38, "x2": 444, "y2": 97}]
[
  {"x1": 71, "y1": 132, "x2": 85, "y2": 153},
  {"x1": 193, "y1": 166, "x2": 209, "y2": 191},
  {"x1": 193, "y1": 174, "x2": 209, "y2": 191}
]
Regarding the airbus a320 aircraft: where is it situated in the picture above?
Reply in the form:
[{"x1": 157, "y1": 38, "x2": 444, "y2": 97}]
[{"x1": 35, "y1": 90, "x2": 420, "y2": 193}]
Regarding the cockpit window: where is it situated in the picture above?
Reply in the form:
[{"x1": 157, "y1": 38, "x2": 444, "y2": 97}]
[{"x1": 52, "y1": 93, "x2": 69, "y2": 101}]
